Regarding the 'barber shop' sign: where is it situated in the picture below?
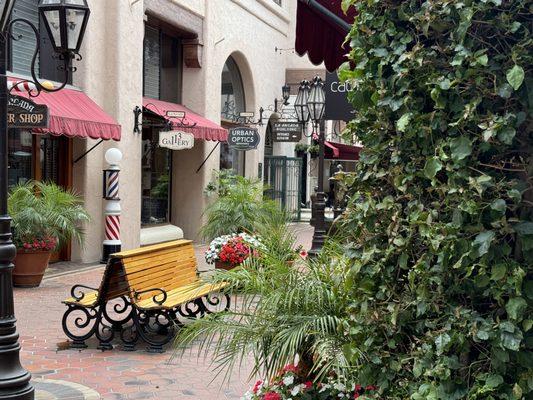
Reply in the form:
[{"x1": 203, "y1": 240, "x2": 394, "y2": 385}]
[
  {"x1": 8, "y1": 95, "x2": 49, "y2": 128},
  {"x1": 228, "y1": 127, "x2": 260, "y2": 151}
]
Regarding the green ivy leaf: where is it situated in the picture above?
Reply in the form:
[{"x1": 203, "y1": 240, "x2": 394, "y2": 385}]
[
  {"x1": 423, "y1": 157, "x2": 443, "y2": 179},
  {"x1": 485, "y1": 374, "x2": 504, "y2": 389},
  {"x1": 450, "y1": 137, "x2": 472, "y2": 162},
  {"x1": 506, "y1": 65, "x2": 525, "y2": 90},
  {"x1": 490, "y1": 199, "x2": 506, "y2": 215},
  {"x1": 491, "y1": 264, "x2": 507, "y2": 281},
  {"x1": 435, "y1": 333, "x2": 451, "y2": 355},
  {"x1": 396, "y1": 113, "x2": 412, "y2": 132},
  {"x1": 473, "y1": 231, "x2": 495, "y2": 257},
  {"x1": 515, "y1": 222, "x2": 533, "y2": 236},
  {"x1": 506, "y1": 297, "x2": 528, "y2": 321}
]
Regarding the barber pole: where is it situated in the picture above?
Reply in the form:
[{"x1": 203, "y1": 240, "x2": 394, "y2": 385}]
[{"x1": 101, "y1": 148, "x2": 123, "y2": 263}]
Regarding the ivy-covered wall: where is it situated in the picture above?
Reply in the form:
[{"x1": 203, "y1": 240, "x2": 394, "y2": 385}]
[{"x1": 338, "y1": 0, "x2": 532, "y2": 398}]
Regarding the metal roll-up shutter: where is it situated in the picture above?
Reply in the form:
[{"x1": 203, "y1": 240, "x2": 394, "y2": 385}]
[
  {"x1": 11, "y1": 0, "x2": 39, "y2": 75},
  {"x1": 143, "y1": 26, "x2": 160, "y2": 99}
]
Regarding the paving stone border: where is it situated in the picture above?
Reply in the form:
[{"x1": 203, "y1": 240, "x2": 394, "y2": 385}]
[{"x1": 34, "y1": 378, "x2": 100, "y2": 400}]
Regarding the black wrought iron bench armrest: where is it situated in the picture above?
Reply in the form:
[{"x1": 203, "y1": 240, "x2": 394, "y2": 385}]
[{"x1": 133, "y1": 288, "x2": 168, "y2": 306}]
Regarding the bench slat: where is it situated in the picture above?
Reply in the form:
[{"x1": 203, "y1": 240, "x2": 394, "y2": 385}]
[
  {"x1": 135, "y1": 282, "x2": 228, "y2": 310},
  {"x1": 112, "y1": 240, "x2": 193, "y2": 259}
]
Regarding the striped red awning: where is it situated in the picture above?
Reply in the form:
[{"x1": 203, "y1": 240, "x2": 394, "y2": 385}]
[
  {"x1": 9, "y1": 78, "x2": 121, "y2": 141},
  {"x1": 143, "y1": 98, "x2": 228, "y2": 142},
  {"x1": 295, "y1": 0, "x2": 356, "y2": 72},
  {"x1": 325, "y1": 141, "x2": 362, "y2": 161}
]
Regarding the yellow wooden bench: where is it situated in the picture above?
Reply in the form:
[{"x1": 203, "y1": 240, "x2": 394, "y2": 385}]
[{"x1": 62, "y1": 240, "x2": 229, "y2": 352}]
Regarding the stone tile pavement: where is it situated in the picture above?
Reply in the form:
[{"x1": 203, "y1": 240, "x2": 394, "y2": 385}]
[{"x1": 13, "y1": 223, "x2": 314, "y2": 400}]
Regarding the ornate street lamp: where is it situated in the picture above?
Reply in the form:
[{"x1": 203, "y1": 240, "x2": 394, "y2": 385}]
[
  {"x1": 307, "y1": 76, "x2": 326, "y2": 123},
  {"x1": 39, "y1": 0, "x2": 90, "y2": 55},
  {"x1": 0, "y1": 1, "x2": 90, "y2": 398},
  {"x1": 306, "y1": 76, "x2": 327, "y2": 257},
  {"x1": 294, "y1": 79, "x2": 310, "y2": 125}
]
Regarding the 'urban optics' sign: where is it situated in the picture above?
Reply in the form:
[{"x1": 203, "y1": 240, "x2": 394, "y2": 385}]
[
  {"x1": 228, "y1": 127, "x2": 260, "y2": 151},
  {"x1": 159, "y1": 130, "x2": 195, "y2": 150},
  {"x1": 272, "y1": 122, "x2": 302, "y2": 142},
  {"x1": 8, "y1": 95, "x2": 49, "y2": 128}
]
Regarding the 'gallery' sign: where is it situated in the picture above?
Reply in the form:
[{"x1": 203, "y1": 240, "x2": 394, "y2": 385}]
[
  {"x1": 159, "y1": 130, "x2": 195, "y2": 150},
  {"x1": 228, "y1": 127, "x2": 260, "y2": 151},
  {"x1": 8, "y1": 95, "x2": 49, "y2": 128}
]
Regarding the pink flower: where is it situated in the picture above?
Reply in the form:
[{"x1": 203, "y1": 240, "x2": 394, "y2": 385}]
[
  {"x1": 354, "y1": 394, "x2": 360, "y2": 399},
  {"x1": 263, "y1": 393, "x2": 281, "y2": 400},
  {"x1": 304, "y1": 381, "x2": 313, "y2": 390},
  {"x1": 253, "y1": 380, "x2": 263, "y2": 394},
  {"x1": 299, "y1": 250, "x2": 308, "y2": 260},
  {"x1": 282, "y1": 364, "x2": 298, "y2": 373}
]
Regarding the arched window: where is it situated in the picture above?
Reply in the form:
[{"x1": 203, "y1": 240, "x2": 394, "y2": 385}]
[
  {"x1": 220, "y1": 56, "x2": 246, "y2": 174},
  {"x1": 221, "y1": 56, "x2": 245, "y2": 120}
]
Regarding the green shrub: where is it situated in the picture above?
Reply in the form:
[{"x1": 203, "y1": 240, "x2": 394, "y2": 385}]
[
  {"x1": 9, "y1": 181, "x2": 90, "y2": 250},
  {"x1": 336, "y1": 0, "x2": 532, "y2": 398},
  {"x1": 201, "y1": 172, "x2": 283, "y2": 241}
]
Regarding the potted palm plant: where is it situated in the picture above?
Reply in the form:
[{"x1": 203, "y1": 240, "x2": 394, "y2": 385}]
[{"x1": 8, "y1": 181, "x2": 90, "y2": 287}]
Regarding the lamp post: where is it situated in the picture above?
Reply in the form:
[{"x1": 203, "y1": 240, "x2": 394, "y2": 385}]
[
  {"x1": 0, "y1": 1, "x2": 89, "y2": 399},
  {"x1": 295, "y1": 76, "x2": 326, "y2": 256}
]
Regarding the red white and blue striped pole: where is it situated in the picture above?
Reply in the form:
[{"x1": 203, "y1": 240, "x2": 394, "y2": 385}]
[{"x1": 101, "y1": 148, "x2": 122, "y2": 263}]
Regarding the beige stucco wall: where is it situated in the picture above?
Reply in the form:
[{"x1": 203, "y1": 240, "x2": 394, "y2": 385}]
[{"x1": 69, "y1": 0, "x2": 322, "y2": 261}]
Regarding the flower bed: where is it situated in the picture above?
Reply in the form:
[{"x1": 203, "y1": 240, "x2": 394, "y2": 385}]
[
  {"x1": 205, "y1": 233, "x2": 263, "y2": 269},
  {"x1": 242, "y1": 364, "x2": 378, "y2": 400}
]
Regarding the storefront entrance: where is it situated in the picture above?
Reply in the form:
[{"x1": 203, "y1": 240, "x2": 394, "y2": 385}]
[
  {"x1": 263, "y1": 156, "x2": 302, "y2": 220},
  {"x1": 8, "y1": 130, "x2": 73, "y2": 261}
]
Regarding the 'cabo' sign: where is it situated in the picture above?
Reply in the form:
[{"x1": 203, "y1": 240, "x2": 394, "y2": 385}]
[
  {"x1": 159, "y1": 130, "x2": 194, "y2": 150},
  {"x1": 228, "y1": 127, "x2": 260, "y2": 151},
  {"x1": 8, "y1": 95, "x2": 49, "y2": 128}
]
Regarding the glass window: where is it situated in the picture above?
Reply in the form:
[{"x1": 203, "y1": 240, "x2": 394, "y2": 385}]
[
  {"x1": 143, "y1": 25, "x2": 183, "y2": 103},
  {"x1": 143, "y1": 25, "x2": 161, "y2": 99},
  {"x1": 8, "y1": 130, "x2": 33, "y2": 187},
  {"x1": 220, "y1": 56, "x2": 246, "y2": 175},
  {"x1": 10, "y1": 0, "x2": 40, "y2": 76},
  {"x1": 141, "y1": 128, "x2": 171, "y2": 226}
]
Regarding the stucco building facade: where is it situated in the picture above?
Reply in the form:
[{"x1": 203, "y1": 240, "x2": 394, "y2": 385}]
[{"x1": 5, "y1": 0, "x2": 326, "y2": 263}]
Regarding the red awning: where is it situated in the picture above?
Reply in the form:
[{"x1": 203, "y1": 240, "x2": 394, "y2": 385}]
[
  {"x1": 9, "y1": 78, "x2": 121, "y2": 141},
  {"x1": 325, "y1": 141, "x2": 362, "y2": 161},
  {"x1": 143, "y1": 98, "x2": 228, "y2": 142},
  {"x1": 295, "y1": 0, "x2": 356, "y2": 72}
]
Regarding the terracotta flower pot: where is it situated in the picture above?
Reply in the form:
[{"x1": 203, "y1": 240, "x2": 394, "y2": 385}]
[
  {"x1": 215, "y1": 260, "x2": 237, "y2": 271},
  {"x1": 13, "y1": 250, "x2": 52, "y2": 288}
]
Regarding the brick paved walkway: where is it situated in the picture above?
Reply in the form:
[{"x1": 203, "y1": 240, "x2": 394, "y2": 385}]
[{"x1": 14, "y1": 223, "x2": 314, "y2": 400}]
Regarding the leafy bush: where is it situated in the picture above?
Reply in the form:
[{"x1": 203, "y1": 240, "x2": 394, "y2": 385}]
[
  {"x1": 9, "y1": 181, "x2": 90, "y2": 251},
  {"x1": 201, "y1": 173, "x2": 283, "y2": 241},
  {"x1": 335, "y1": 0, "x2": 532, "y2": 398}
]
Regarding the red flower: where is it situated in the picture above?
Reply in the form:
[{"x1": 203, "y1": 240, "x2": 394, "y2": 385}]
[
  {"x1": 253, "y1": 380, "x2": 263, "y2": 394},
  {"x1": 263, "y1": 393, "x2": 281, "y2": 400},
  {"x1": 365, "y1": 385, "x2": 377, "y2": 391},
  {"x1": 299, "y1": 250, "x2": 308, "y2": 259},
  {"x1": 282, "y1": 364, "x2": 298, "y2": 373},
  {"x1": 304, "y1": 381, "x2": 313, "y2": 390},
  {"x1": 354, "y1": 394, "x2": 360, "y2": 399},
  {"x1": 355, "y1": 384, "x2": 362, "y2": 391}
]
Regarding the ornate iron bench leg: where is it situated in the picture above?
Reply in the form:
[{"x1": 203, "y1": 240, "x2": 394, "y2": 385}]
[
  {"x1": 132, "y1": 308, "x2": 175, "y2": 353},
  {"x1": 201, "y1": 292, "x2": 231, "y2": 314},
  {"x1": 62, "y1": 304, "x2": 102, "y2": 349},
  {"x1": 102, "y1": 296, "x2": 134, "y2": 332}
]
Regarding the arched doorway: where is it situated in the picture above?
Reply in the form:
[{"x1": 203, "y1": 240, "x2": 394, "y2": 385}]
[{"x1": 220, "y1": 56, "x2": 246, "y2": 175}]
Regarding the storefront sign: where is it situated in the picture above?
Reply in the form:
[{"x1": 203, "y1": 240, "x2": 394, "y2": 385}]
[
  {"x1": 159, "y1": 130, "x2": 195, "y2": 150},
  {"x1": 228, "y1": 127, "x2": 260, "y2": 151},
  {"x1": 272, "y1": 122, "x2": 302, "y2": 142},
  {"x1": 8, "y1": 95, "x2": 49, "y2": 128},
  {"x1": 324, "y1": 72, "x2": 354, "y2": 121},
  {"x1": 166, "y1": 110, "x2": 185, "y2": 118}
]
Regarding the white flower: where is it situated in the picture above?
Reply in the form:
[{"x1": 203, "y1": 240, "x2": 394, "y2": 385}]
[
  {"x1": 334, "y1": 383, "x2": 346, "y2": 392},
  {"x1": 290, "y1": 384, "x2": 303, "y2": 396},
  {"x1": 241, "y1": 391, "x2": 254, "y2": 400},
  {"x1": 283, "y1": 375, "x2": 294, "y2": 386}
]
